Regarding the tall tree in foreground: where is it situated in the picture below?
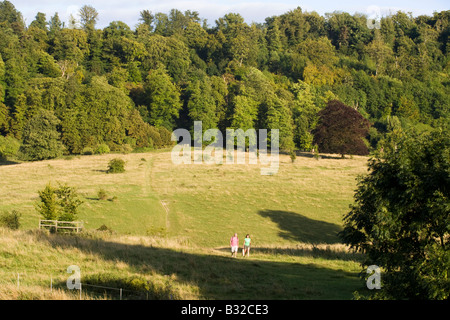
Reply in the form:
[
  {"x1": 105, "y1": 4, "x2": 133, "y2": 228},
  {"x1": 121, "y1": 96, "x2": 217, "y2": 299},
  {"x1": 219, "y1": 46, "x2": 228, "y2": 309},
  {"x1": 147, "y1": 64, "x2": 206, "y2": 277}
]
[
  {"x1": 312, "y1": 100, "x2": 370, "y2": 156},
  {"x1": 340, "y1": 129, "x2": 450, "y2": 299}
]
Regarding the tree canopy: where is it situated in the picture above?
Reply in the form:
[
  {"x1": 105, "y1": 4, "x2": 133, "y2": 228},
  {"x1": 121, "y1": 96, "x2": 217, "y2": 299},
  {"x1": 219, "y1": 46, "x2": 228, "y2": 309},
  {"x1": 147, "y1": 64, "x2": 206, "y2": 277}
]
[
  {"x1": 312, "y1": 100, "x2": 371, "y2": 156},
  {"x1": 340, "y1": 129, "x2": 449, "y2": 299},
  {"x1": 0, "y1": 1, "x2": 448, "y2": 160}
]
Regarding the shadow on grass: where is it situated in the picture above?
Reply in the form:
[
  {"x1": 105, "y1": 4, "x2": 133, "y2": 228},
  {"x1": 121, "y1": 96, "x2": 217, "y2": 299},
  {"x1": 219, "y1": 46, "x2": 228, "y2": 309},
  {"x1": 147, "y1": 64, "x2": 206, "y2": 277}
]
[
  {"x1": 214, "y1": 245, "x2": 363, "y2": 262},
  {"x1": 295, "y1": 152, "x2": 343, "y2": 160},
  {"x1": 0, "y1": 159, "x2": 20, "y2": 166},
  {"x1": 35, "y1": 231, "x2": 364, "y2": 300},
  {"x1": 258, "y1": 210, "x2": 343, "y2": 244},
  {"x1": 92, "y1": 169, "x2": 108, "y2": 173}
]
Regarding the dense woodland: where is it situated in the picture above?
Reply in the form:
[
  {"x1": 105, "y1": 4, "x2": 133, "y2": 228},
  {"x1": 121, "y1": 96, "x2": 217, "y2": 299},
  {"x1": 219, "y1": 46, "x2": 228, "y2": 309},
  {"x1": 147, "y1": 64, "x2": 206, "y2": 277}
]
[{"x1": 0, "y1": 1, "x2": 448, "y2": 160}]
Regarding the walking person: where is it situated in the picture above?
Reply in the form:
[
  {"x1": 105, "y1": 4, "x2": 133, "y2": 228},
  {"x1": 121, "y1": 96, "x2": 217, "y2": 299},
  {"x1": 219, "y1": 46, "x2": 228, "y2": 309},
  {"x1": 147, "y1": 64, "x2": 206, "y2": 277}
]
[
  {"x1": 230, "y1": 233, "x2": 239, "y2": 258},
  {"x1": 242, "y1": 234, "x2": 251, "y2": 257}
]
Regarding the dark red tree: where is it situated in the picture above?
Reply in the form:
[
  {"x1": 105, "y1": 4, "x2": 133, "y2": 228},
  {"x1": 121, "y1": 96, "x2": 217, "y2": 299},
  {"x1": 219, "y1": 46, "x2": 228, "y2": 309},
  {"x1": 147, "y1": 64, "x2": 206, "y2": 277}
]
[{"x1": 312, "y1": 100, "x2": 371, "y2": 156}]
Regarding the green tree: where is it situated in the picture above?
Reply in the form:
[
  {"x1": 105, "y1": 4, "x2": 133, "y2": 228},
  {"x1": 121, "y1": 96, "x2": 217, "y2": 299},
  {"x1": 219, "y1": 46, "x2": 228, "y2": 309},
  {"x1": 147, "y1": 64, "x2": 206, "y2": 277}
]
[
  {"x1": 264, "y1": 94, "x2": 295, "y2": 151},
  {"x1": 36, "y1": 183, "x2": 58, "y2": 220},
  {"x1": 365, "y1": 32, "x2": 394, "y2": 76},
  {"x1": 18, "y1": 109, "x2": 64, "y2": 161},
  {"x1": 53, "y1": 29, "x2": 89, "y2": 64},
  {"x1": 186, "y1": 78, "x2": 218, "y2": 142},
  {"x1": 48, "y1": 12, "x2": 62, "y2": 35},
  {"x1": 229, "y1": 91, "x2": 258, "y2": 132},
  {"x1": 0, "y1": 135, "x2": 20, "y2": 160},
  {"x1": 37, "y1": 183, "x2": 83, "y2": 222},
  {"x1": 144, "y1": 67, "x2": 182, "y2": 130},
  {"x1": 139, "y1": 10, "x2": 154, "y2": 32},
  {"x1": 81, "y1": 76, "x2": 134, "y2": 149},
  {"x1": 55, "y1": 184, "x2": 83, "y2": 221},
  {"x1": 340, "y1": 129, "x2": 449, "y2": 299},
  {"x1": 79, "y1": 5, "x2": 99, "y2": 30},
  {"x1": 29, "y1": 12, "x2": 47, "y2": 30},
  {"x1": 0, "y1": 0, "x2": 25, "y2": 34},
  {"x1": 277, "y1": 7, "x2": 310, "y2": 46},
  {"x1": 291, "y1": 80, "x2": 320, "y2": 150},
  {"x1": 142, "y1": 34, "x2": 190, "y2": 82},
  {"x1": 0, "y1": 103, "x2": 8, "y2": 135}
]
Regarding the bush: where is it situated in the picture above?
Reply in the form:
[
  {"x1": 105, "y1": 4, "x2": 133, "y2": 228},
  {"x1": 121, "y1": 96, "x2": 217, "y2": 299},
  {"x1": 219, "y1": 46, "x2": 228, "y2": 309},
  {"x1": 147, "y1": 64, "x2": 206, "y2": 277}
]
[
  {"x1": 289, "y1": 150, "x2": 296, "y2": 163},
  {"x1": 0, "y1": 210, "x2": 21, "y2": 230},
  {"x1": 107, "y1": 158, "x2": 125, "y2": 174},
  {"x1": 98, "y1": 189, "x2": 108, "y2": 200},
  {"x1": 96, "y1": 224, "x2": 113, "y2": 233},
  {"x1": 82, "y1": 147, "x2": 95, "y2": 155},
  {"x1": 121, "y1": 144, "x2": 133, "y2": 154},
  {"x1": 95, "y1": 143, "x2": 110, "y2": 155}
]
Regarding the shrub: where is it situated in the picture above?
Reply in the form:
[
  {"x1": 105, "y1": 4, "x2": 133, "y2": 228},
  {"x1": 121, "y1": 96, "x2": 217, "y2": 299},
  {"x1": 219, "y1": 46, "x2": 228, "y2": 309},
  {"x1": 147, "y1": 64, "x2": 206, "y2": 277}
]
[
  {"x1": 98, "y1": 189, "x2": 108, "y2": 200},
  {"x1": 96, "y1": 224, "x2": 113, "y2": 233},
  {"x1": 121, "y1": 144, "x2": 133, "y2": 154},
  {"x1": 313, "y1": 145, "x2": 320, "y2": 160},
  {"x1": 289, "y1": 150, "x2": 296, "y2": 163},
  {"x1": 0, "y1": 210, "x2": 21, "y2": 230},
  {"x1": 107, "y1": 158, "x2": 125, "y2": 174},
  {"x1": 82, "y1": 147, "x2": 94, "y2": 155},
  {"x1": 95, "y1": 143, "x2": 110, "y2": 155}
]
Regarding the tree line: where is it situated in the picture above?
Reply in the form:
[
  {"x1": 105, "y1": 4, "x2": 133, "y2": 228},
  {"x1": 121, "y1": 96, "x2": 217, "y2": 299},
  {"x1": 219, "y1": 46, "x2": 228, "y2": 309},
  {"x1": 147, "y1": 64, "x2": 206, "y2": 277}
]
[{"x1": 0, "y1": 1, "x2": 448, "y2": 160}]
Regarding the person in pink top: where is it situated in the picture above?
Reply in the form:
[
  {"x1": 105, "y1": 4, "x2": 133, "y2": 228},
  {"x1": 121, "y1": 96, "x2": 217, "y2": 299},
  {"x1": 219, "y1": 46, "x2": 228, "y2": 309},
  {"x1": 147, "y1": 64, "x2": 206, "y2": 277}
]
[{"x1": 230, "y1": 233, "x2": 239, "y2": 258}]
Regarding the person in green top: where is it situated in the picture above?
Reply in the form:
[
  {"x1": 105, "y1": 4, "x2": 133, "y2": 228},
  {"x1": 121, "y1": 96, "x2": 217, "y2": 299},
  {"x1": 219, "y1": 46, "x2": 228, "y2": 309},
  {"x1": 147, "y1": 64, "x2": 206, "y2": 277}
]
[{"x1": 242, "y1": 234, "x2": 251, "y2": 257}]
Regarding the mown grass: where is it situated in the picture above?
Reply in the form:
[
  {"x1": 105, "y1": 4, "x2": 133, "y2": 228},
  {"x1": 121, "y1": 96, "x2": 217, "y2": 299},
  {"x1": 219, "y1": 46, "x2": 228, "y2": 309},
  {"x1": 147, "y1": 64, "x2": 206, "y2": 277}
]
[{"x1": 0, "y1": 150, "x2": 370, "y2": 299}]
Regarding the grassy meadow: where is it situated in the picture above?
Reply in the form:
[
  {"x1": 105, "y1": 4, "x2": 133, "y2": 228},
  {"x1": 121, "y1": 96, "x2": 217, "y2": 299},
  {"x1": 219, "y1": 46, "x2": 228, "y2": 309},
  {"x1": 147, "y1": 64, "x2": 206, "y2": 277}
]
[{"x1": 0, "y1": 150, "x2": 371, "y2": 299}]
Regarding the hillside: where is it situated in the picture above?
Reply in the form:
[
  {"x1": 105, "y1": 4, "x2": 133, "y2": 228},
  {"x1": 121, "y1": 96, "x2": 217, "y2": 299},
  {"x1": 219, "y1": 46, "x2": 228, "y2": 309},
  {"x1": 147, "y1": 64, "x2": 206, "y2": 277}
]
[
  {"x1": 1, "y1": 2, "x2": 449, "y2": 162},
  {"x1": 0, "y1": 150, "x2": 368, "y2": 299},
  {"x1": 0, "y1": 151, "x2": 368, "y2": 244}
]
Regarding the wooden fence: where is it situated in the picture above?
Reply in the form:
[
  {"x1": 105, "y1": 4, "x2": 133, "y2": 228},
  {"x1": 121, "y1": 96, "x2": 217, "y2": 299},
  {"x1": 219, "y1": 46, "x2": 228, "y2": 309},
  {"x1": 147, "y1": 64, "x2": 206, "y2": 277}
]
[{"x1": 39, "y1": 220, "x2": 84, "y2": 233}]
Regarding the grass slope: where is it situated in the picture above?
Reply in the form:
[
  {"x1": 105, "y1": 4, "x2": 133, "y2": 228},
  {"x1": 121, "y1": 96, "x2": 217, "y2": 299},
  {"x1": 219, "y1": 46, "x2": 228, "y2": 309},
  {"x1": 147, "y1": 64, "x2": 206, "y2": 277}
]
[{"x1": 0, "y1": 150, "x2": 370, "y2": 299}]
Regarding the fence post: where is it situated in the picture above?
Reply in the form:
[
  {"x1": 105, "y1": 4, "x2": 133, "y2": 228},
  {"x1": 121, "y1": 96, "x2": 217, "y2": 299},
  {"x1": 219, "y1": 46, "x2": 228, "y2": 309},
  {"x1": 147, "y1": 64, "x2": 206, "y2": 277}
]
[{"x1": 120, "y1": 288, "x2": 122, "y2": 300}]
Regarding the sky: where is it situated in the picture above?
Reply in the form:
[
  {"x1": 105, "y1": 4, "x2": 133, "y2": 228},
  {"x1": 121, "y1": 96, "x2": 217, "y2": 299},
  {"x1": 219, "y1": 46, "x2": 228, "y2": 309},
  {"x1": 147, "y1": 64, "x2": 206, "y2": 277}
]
[{"x1": 10, "y1": 0, "x2": 450, "y2": 29}]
